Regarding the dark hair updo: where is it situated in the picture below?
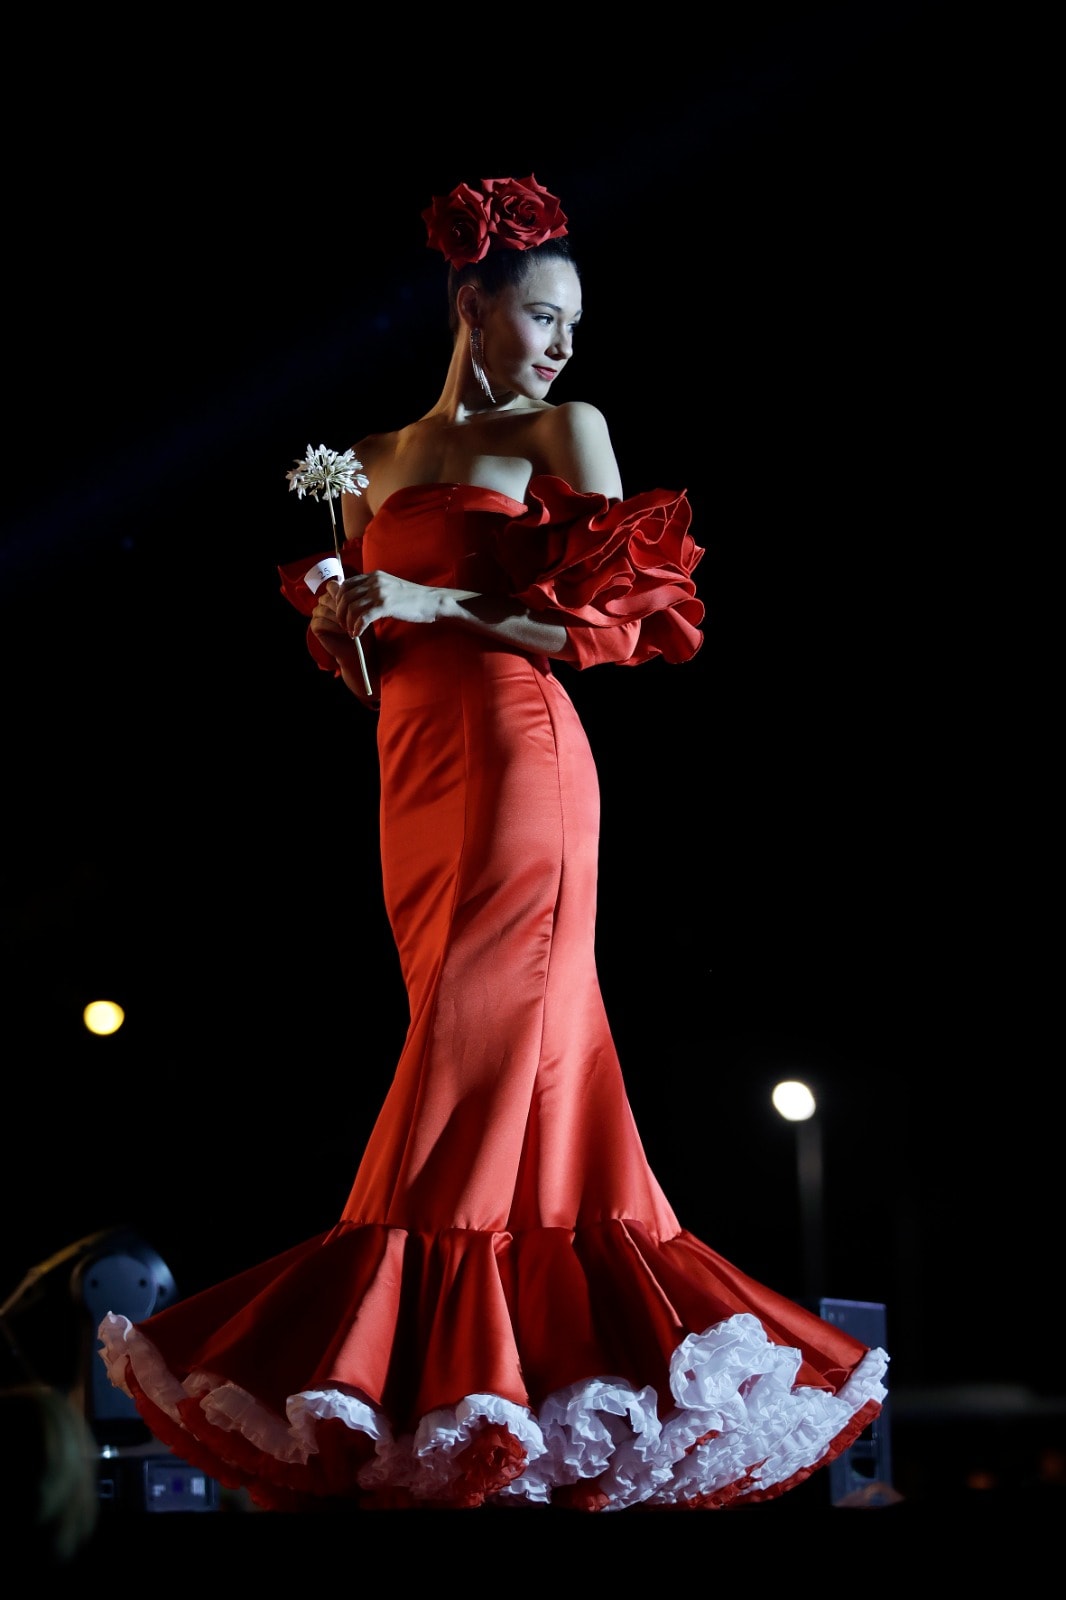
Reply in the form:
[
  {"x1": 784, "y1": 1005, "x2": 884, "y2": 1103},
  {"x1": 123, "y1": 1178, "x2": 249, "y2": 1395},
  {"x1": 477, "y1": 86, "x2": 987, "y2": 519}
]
[{"x1": 447, "y1": 237, "x2": 578, "y2": 336}]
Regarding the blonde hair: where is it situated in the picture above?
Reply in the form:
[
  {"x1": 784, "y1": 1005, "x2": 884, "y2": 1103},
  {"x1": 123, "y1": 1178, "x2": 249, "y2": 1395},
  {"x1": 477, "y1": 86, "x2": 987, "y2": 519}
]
[{"x1": 0, "y1": 1383, "x2": 99, "y2": 1564}]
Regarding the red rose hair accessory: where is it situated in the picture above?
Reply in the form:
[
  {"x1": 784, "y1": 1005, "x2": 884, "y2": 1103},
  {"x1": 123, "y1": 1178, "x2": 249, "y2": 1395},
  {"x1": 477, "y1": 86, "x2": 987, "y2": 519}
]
[{"x1": 422, "y1": 175, "x2": 568, "y2": 269}]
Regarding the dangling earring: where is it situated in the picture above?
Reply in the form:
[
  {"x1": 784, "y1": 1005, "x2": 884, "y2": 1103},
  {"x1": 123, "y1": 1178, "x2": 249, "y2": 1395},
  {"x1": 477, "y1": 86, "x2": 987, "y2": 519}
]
[{"x1": 470, "y1": 327, "x2": 495, "y2": 404}]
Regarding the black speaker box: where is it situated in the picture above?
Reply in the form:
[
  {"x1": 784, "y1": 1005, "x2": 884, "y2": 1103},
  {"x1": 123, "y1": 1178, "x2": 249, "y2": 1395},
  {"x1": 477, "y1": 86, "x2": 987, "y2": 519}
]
[{"x1": 809, "y1": 1298, "x2": 893, "y2": 1505}]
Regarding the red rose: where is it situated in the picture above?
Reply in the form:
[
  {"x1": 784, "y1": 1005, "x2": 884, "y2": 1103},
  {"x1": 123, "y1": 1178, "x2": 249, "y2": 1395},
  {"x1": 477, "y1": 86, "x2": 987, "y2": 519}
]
[
  {"x1": 481, "y1": 174, "x2": 568, "y2": 253},
  {"x1": 421, "y1": 181, "x2": 493, "y2": 268},
  {"x1": 423, "y1": 175, "x2": 568, "y2": 268}
]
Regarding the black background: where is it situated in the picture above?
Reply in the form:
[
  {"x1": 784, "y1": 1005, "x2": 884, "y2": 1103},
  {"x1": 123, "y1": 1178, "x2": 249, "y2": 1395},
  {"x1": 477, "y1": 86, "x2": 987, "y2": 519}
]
[{"x1": 1, "y1": 6, "x2": 1047, "y2": 1413}]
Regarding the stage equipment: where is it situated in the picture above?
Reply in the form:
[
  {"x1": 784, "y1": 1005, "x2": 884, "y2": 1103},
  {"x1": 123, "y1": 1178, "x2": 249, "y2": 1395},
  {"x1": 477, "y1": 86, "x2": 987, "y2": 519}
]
[
  {"x1": 1, "y1": 1227, "x2": 219, "y2": 1512},
  {"x1": 816, "y1": 1298, "x2": 895, "y2": 1506}
]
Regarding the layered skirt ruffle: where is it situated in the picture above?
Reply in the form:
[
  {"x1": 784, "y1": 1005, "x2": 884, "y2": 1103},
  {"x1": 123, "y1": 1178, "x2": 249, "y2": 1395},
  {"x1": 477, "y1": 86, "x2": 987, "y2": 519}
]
[{"x1": 97, "y1": 1219, "x2": 887, "y2": 1513}]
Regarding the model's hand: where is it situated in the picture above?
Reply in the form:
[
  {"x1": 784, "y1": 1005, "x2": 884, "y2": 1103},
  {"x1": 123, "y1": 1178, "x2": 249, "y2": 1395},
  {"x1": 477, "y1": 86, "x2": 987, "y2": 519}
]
[
  {"x1": 309, "y1": 585, "x2": 360, "y2": 660},
  {"x1": 332, "y1": 571, "x2": 445, "y2": 638}
]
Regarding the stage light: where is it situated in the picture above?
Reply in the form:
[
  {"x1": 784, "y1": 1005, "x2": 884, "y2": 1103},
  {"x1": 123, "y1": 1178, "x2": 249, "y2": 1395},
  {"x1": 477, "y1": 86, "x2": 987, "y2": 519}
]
[
  {"x1": 771, "y1": 1079, "x2": 822, "y2": 1301},
  {"x1": 771, "y1": 1078, "x2": 816, "y2": 1121},
  {"x1": 83, "y1": 1001, "x2": 125, "y2": 1036},
  {"x1": 0, "y1": 1229, "x2": 220, "y2": 1513},
  {"x1": 0, "y1": 1227, "x2": 175, "y2": 1440}
]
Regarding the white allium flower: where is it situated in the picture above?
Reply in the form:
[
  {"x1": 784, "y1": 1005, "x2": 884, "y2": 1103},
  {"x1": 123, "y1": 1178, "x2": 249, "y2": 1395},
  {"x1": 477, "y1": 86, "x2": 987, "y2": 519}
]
[
  {"x1": 286, "y1": 443, "x2": 369, "y2": 502},
  {"x1": 283, "y1": 440, "x2": 375, "y2": 701}
]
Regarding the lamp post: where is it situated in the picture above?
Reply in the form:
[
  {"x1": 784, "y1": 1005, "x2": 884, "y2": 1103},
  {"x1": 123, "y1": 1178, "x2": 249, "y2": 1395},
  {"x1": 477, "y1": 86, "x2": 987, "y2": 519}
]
[
  {"x1": 770, "y1": 1080, "x2": 898, "y2": 1506},
  {"x1": 771, "y1": 1079, "x2": 824, "y2": 1303}
]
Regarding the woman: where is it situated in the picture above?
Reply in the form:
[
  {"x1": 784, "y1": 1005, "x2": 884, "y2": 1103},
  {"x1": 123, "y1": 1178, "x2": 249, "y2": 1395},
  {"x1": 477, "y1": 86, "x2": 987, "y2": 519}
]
[{"x1": 98, "y1": 175, "x2": 887, "y2": 1512}]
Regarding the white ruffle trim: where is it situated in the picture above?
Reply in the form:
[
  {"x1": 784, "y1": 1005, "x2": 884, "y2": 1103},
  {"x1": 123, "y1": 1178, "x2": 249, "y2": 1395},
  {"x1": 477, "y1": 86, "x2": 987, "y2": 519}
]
[{"x1": 97, "y1": 1310, "x2": 888, "y2": 1510}]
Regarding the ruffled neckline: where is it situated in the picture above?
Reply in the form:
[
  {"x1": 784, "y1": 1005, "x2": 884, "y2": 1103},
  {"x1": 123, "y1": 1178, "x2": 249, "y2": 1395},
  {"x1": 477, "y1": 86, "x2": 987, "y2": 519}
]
[
  {"x1": 280, "y1": 477, "x2": 703, "y2": 671},
  {"x1": 363, "y1": 477, "x2": 615, "y2": 533}
]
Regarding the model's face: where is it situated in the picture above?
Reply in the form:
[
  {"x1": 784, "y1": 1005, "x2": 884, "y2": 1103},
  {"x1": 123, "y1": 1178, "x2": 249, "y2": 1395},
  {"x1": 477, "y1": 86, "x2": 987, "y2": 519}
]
[{"x1": 484, "y1": 259, "x2": 582, "y2": 399}]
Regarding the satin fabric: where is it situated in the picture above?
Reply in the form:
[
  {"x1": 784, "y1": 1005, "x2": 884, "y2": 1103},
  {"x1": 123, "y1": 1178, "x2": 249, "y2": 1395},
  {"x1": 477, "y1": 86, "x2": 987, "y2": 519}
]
[{"x1": 98, "y1": 480, "x2": 887, "y2": 1511}]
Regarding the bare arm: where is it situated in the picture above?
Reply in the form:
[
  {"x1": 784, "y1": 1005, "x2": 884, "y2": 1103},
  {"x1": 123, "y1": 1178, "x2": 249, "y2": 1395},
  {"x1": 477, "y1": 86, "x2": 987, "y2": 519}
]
[
  {"x1": 327, "y1": 572, "x2": 569, "y2": 658},
  {"x1": 539, "y1": 401, "x2": 624, "y2": 498}
]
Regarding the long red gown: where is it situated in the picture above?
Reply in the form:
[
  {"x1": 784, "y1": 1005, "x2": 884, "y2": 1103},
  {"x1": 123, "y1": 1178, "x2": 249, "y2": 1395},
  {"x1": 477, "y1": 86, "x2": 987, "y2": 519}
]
[{"x1": 97, "y1": 477, "x2": 887, "y2": 1511}]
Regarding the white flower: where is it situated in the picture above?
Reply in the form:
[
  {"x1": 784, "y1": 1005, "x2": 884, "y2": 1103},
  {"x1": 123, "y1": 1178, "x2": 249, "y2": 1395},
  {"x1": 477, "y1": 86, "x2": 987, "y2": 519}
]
[
  {"x1": 283, "y1": 441, "x2": 375, "y2": 701},
  {"x1": 286, "y1": 443, "x2": 369, "y2": 502}
]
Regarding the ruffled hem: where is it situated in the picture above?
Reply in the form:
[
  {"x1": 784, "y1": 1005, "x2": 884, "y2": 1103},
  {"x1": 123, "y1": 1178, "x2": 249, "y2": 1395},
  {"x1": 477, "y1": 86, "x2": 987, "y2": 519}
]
[
  {"x1": 96, "y1": 1220, "x2": 886, "y2": 1514},
  {"x1": 99, "y1": 1312, "x2": 884, "y2": 1513}
]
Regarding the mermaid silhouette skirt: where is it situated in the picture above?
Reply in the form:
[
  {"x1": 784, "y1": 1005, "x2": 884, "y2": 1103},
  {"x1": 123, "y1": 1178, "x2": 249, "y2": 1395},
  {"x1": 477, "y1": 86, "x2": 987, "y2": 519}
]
[{"x1": 98, "y1": 481, "x2": 887, "y2": 1510}]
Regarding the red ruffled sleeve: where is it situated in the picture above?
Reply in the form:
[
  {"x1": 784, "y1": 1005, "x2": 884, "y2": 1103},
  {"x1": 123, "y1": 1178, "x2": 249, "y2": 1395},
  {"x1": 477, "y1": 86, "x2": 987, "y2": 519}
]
[
  {"x1": 278, "y1": 542, "x2": 364, "y2": 674},
  {"x1": 494, "y1": 476, "x2": 705, "y2": 668}
]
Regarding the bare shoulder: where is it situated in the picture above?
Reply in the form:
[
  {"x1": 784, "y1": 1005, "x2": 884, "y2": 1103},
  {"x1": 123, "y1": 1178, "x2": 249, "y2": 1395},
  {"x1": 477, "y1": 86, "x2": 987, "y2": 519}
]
[
  {"x1": 351, "y1": 431, "x2": 395, "y2": 478},
  {"x1": 341, "y1": 432, "x2": 393, "y2": 539},
  {"x1": 541, "y1": 399, "x2": 612, "y2": 443},
  {"x1": 536, "y1": 401, "x2": 623, "y2": 498}
]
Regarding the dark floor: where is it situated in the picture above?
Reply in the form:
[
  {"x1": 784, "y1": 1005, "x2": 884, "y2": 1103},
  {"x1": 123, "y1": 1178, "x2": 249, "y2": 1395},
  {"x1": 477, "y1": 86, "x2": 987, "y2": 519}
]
[
  {"x1": 35, "y1": 1402, "x2": 1063, "y2": 1578},
  {"x1": 55, "y1": 1483, "x2": 1063, "y2": 1581}
]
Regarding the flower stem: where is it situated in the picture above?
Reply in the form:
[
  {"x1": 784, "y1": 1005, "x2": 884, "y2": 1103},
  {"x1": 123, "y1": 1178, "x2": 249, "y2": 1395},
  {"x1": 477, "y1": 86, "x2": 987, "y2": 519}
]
[{"x1": 327, "y1": 495, "x2": 374, "y2": 699}]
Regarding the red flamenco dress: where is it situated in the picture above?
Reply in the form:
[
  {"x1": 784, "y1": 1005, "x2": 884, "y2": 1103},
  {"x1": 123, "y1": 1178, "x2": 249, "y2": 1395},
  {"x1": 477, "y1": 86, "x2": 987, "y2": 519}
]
[{"x1": 97, "y1": 477, "x2": 888, "y2": 1512}]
